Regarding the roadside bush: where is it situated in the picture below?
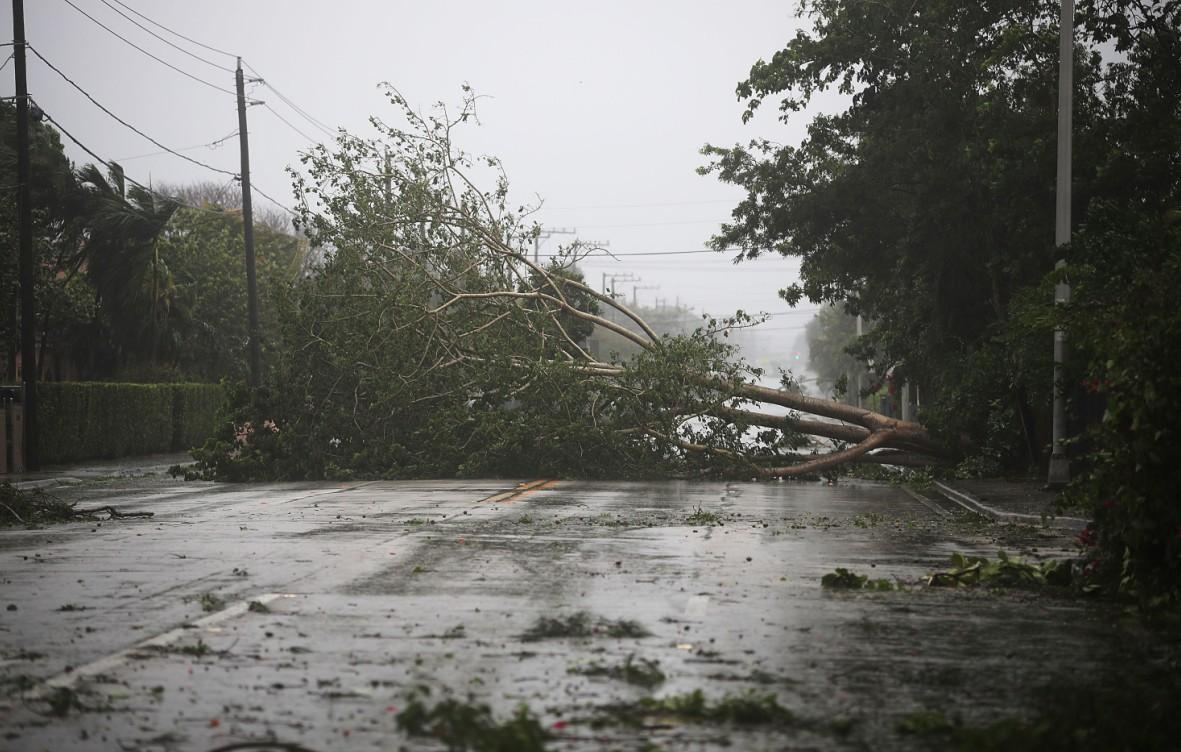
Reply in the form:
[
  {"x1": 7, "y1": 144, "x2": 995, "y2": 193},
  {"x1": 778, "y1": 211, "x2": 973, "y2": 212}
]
[
  {"x1": 38, "y1": 382, "x2": 223, "y2": 464},
  {"x1": 171, "y1": 383, "x2": 224, "y2": 451},
  {"x1": 1063, "y1": 204, "x2": 1181, "y2": 608}
]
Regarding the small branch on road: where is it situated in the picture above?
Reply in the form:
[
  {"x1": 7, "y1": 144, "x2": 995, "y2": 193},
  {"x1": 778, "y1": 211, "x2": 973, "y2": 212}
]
[
  {"x1": 205, "y1": 742, "x2": 323, "y2": 752},
  {"x1": 1, "y1": 501, "x2": 25, "y2": 524},
  {"x1": 71, "y1": 506, "x2": 155, "y2": 520}
]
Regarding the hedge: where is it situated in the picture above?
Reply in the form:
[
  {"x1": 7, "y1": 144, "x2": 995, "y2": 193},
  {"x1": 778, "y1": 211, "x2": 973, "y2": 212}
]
[{"x1": 38, "y1": 382, "x2": 225, "y2": 465}]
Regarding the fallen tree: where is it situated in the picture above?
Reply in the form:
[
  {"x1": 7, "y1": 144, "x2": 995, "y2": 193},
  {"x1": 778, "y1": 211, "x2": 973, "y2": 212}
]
[{"x1": 194, "y1": 88, "x2": 950, "y2": 481}]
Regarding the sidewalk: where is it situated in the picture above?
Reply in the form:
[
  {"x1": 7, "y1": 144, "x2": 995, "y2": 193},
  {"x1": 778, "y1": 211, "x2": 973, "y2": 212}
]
[
  {"x1": 4, "y1": 451, "x2": 193, "y2": 491},
  {"x1": 932, "y1": 476, "x2": 1089, "y2": 532}
]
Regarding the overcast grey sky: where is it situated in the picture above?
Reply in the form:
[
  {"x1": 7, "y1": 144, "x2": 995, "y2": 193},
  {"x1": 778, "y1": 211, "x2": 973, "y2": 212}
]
[{"x1": 6, "y1": 0, "x2": 830, "y2": 348}]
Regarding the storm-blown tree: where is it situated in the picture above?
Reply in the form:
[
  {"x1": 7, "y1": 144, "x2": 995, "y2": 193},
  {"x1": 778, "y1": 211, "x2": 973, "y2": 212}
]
[
  {"x1": 700, "y1": 0, "x2": 1179, "y2": 471},
  {"x1": 700, "y1": 0, "x2": 1181, "y2": 600},
  {"x1": 77, "y1": 164, "x2": 181, "y2": 372},
  {"x1": 0, "y1": 101, "x2": 91, "y2": 380},
  {"x1": 192, "y1": 87, "x2": 948, "y2": 481}
]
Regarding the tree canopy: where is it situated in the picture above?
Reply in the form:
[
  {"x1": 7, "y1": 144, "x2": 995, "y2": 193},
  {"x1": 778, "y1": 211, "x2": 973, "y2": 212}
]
[
  {"x1": 0, "y1": 109, "x2": 306, "y2": 383},
  {"x1": 703, "y1": 0, "x2": 1181, "y2": 600},
  {"x1": 701, "y1": 0, "x2": 1179, "y2": 467}
]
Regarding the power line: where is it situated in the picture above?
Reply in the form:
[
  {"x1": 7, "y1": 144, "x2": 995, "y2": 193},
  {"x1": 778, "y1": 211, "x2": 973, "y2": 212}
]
[
  {"x1": 543, "y1": 198, "x2": 737, "y2": 210},
  {"x1": 261, "y1": 102, "x2": 319, "y2": 143},
  {"x1": 106, "y1": 0, "x2": 237, "y2": 59},
  {"x1": 261, "y1": 80, "x2": 335, "y2": 137},
  {"x1": 251, "y1": 183, "x2": 296, "y2": 216},
  {"x1": 540, "y1": 248, "x2": 725, "y2": 257},
  {"x1": 577, "y1": 218, "x2": 731, "y2": 228},
  {"x1": 242, "y1": 60, "x2": 335, "y2": 137},
  {"x1": 113, "y1": 129, "x2": 238, "y2": 162},
  {"x1": 36, "y1": 103, "x2": 201, "y2": 207},
  {"x1": 30, "y1": 46, "x2": 237, "y2": 177},
  {"x1": 35, "y1": 103, "x2": 222, "y2": 213},
  {"x1": 95, "y1": 0, "x2": 234, "y2": 72},
  {"x1": 57, "y1": 0, "x2": 235, "y2": 96}
]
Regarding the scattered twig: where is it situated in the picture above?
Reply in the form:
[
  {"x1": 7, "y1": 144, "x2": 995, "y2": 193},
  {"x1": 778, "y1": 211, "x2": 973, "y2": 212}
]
[
  {"x1": 71, "y1": 506, "x2": 155, "y2": 520},
  {"x1": 1, "y1": 501, "x2": 25, "y2": 524},
  {"x1": 205, "y1": 742, "x2": 322, "y2": 752}
]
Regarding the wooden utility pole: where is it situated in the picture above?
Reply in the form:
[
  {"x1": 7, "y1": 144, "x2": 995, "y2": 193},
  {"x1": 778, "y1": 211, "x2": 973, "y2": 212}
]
[
  {"x1": 235, "y1": 58, "x2": 263, "y2": 387},
  {"x1": 13, "y1": 0, "x2": 38, "y2": 470}
]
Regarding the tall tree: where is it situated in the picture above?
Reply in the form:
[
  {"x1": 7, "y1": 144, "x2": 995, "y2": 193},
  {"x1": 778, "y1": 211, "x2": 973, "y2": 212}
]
[{"x1": 698, "y1": 0, "x2": 1141, "y2": 465}]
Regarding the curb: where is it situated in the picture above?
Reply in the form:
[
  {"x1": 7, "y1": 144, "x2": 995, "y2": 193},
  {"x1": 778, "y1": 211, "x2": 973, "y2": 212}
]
[
  {"x1": 932, "y1": 481, "x2": 1089, "y2": 533},
  {"x1": 12, "y1": 477, "x2": 83, "y2": 492},
  {"x1": 9, "y1": 462, "x2": 184, "y2": 492}
]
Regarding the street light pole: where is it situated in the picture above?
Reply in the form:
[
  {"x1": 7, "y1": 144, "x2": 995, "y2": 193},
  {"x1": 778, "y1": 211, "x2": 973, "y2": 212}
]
[{"x1": 1048, "y1": 0, "x2": 1074, "y2": 487}]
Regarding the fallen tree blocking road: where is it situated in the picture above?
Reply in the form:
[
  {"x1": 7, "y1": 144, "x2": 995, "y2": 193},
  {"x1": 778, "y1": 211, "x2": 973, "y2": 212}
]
[{"x1": 196, "y1": 88, "x2": 951, "y2": 481}]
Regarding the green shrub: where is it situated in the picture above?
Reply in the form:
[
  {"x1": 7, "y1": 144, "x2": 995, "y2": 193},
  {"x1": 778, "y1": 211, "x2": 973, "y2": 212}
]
[
  {"x1": 171, "y1": 383, "x2": 224, "y2": 451},
  {"x1": 1062, "y1": 205, "x2": 1181, "y2": 608},
  {"x1": 37, "y1": 382, "x2": 223, "y2": 464}
]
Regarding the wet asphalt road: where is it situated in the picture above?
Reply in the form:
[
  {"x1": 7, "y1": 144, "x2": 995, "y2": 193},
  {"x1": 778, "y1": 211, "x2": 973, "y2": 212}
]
[{"x1": 0, "y1": 476, "x2": 1125, "y2": 751}]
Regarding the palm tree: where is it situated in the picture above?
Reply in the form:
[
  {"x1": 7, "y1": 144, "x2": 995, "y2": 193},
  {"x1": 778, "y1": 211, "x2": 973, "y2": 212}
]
[{"x1": 77, "y1": 164, "x2": 180, "y2": 370}]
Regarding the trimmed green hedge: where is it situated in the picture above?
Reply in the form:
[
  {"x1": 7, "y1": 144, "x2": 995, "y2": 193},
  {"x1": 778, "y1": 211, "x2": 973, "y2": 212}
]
[
  {"x1": 171, "y1": 383, "x2": 224, "y2": 452},
  {"x1": 38, "y1": 382, "x2": 225, "y2": 465}
]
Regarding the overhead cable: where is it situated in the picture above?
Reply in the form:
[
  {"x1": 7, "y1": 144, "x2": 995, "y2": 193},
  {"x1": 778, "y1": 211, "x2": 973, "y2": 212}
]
[
  {"x1": 96, "y1": 0, "x2": 234, "y2": 72},
  {"x1": 242, "y1": 60, "x2": 335, "y2": 137},
  {"x1": 577, "y1": 218, "x2": 731, "y2": 229},
  {"x1": 114, "y1": 129, "x2": 238, "y2": 162},
  {"x1": 538, "y1": 249, "x2": 724, "y2": 257},
  {"x1": 106, "y1": 0, "x2": 237, "y2": 59},
  {"x1": 251, "y1": 184, "x2": 296, "y2": 216},
  {"x1": 57, "y1": 0, "x2": 235, "y2": 95},
  {"x1": 543, "y1": 199, "x2": 737, "y2": 210},
  {"x1": 261, "y1": 102, "x2": 319, "y2": 144},
  {"x1": 35, "y1": 103, "x2": 231, "y2": 216},
  {"x1": 30, "y1": 46, "x2": 237, "y2": 177}
]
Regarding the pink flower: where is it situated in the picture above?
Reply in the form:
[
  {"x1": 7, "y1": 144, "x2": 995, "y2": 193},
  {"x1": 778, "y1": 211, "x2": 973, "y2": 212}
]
[
  {"x1": 1077, "y1": 525, "x2": 1098, "y2": 547},
  {"x1": 551, "y1": 720, "x2": 568, "y2": 730}
]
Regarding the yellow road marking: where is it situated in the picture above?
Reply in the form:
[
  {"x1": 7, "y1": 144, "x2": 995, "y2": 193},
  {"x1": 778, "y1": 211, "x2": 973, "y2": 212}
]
[{"x1": 477, "y1": 479, "x2": 558, "y2": 504}]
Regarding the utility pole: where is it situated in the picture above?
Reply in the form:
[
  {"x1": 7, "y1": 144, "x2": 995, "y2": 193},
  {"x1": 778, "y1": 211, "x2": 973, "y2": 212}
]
[
  {"x1": 1048, "y1": 0, "x2": 1073, "y2": 487},
  {"x1": 533, "y1": 227, "x2": 577, "y2": 264},
  {"x1": 13, "y1": 0, "x2": 37, "y2": 470},
  {"x1": 603, "y1": 272, "x2": 638, "y2": 298},
  {"x1": 236, "y1": 59, "x2": 263, "y2": 387},
  {"x1": 632, "y1": 284, "x2": 659, "y2": 307}
]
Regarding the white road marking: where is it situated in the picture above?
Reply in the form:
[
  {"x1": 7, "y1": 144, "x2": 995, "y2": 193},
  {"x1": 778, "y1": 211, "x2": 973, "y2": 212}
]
[{"x1": 26, "y1": 592, "x2": 294, "y2": 699}]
